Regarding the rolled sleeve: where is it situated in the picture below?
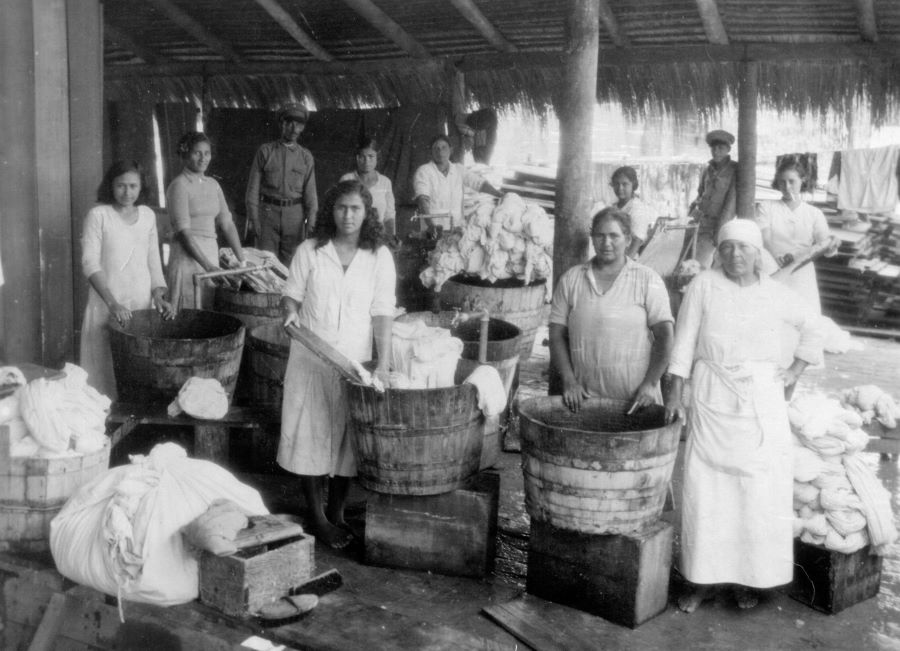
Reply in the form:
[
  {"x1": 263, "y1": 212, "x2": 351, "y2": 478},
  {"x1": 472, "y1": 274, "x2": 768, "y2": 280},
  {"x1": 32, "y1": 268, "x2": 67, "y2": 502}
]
[
  {"x1": 370, "y1": 246, "x2": 397, "y2": 317},
  {"x1": 81, "y1": 208, "x2": 104, "y2": 278},
  {"x1": 548, "y1": 270, "x2": 575, "y2": 326},
  {"x1": 283, "y1": 241, "x2": 314, "y2": 303}
]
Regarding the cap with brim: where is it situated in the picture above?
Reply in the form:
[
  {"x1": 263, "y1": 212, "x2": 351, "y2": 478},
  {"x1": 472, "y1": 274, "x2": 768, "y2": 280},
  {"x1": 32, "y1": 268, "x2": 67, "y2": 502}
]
[
  {"x1": 279, "y1": 104, "x2": 308, "y2": 122},
  {"x1": 705, "y1": 129, "x2": 735, "y2": 146}
]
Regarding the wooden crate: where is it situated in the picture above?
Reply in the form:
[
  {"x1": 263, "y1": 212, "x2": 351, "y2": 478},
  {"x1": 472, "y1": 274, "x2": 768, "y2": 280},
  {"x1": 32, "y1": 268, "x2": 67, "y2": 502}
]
[
  {"x1": 199, "y1": 515, "x2": 314, "y2": 617},
  {"x1": 364, "y1": 471, "x2": 500, "y2": 578},
  {"x1": 526, "y1": 518, "x2": 673, "y2": 628},
  {"x1": 0, "y1": 421, "x2": 110, "y2": 548},
  {"x1": 790, "y1": 540, "x2": 883, "y2": 614}
]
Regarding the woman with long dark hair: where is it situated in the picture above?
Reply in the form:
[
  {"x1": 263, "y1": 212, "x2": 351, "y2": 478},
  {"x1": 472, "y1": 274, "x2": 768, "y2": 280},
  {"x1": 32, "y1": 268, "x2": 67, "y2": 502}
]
[{"x1": 278, "y1": 179, "x2": 396, "y2": 548}]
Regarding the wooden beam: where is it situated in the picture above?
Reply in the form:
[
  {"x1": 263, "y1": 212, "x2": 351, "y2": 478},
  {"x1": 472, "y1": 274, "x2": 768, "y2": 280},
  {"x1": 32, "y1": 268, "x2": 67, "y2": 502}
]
[
  {"x1": 144, "y1": 0, "x2": 243, "y2": 63},
  {"x1": 448, "y1": 0, "x2": 518, "y2": 53},
  {"x1": 104, "y1": 23, "x2": 170, "y2": 65},
  {"x1": 339, "y1": 0, "x2": 430, "y2": 59},
  {"x1": 855, "y1": 0, "x2": 878, "y2": 42},
  {"x1": 252, "y1": 0, "x2": 335, "y2": 61},
  {"x1": 695, "y1": 0, "x2": 729, "y2": 45},
  {"x1": 736, "y1": 61, "x2": 758, "y2": 219},
  {"x1": 597, "y1": 0, "x2": 629, "y2": 47}
]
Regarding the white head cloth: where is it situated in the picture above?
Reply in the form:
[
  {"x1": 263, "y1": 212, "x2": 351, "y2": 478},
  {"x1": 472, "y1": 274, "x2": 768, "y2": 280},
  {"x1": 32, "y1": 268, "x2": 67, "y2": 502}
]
[{"x1": 717, "y1": 218, "x2": 763, "y2": 251}]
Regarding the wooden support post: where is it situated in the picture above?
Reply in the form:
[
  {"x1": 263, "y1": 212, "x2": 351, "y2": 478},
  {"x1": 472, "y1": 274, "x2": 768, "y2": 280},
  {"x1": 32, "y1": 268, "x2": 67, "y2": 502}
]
[
  {"x1": 549, "y1": 0, "x2": 599, "y2": 394},
  {"x1": 736, "y1": 60, "x2": 758, "y2": 219}
]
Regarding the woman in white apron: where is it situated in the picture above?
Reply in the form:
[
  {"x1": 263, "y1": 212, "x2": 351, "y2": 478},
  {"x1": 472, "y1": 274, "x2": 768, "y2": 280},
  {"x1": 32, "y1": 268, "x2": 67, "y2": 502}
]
[{"x1": 665, "y1": 219, "x2": 823, "y2": 612}]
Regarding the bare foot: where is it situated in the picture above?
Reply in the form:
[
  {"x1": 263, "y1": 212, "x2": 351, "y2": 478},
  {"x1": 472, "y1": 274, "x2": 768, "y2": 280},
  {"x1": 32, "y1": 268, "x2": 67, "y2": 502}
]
[
  {"x1": 734, "y1": 587, "x2": 760, "y2": 609},
  {"x1": 678, "y1": 585, "x2": 715, "y2": 613},
  {"x1": 314, "y1": 521, "x2": 354, "y2": 549}
]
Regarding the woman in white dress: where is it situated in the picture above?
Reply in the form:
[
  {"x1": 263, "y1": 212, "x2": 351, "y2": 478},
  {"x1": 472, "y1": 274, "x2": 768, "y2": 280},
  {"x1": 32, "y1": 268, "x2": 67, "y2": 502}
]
[
  {"x1": 755, "y1": 156, "x2": 838, "y2": 313},
  {"x1": 340, "y1": 137, "x2": 396, "y2": 237},
  {"x1": 610, "y1": 166, "x2": 655, "y2": 259},
  {"x1": 279, "y1": 179, "x2": 396, "y2": 549},
  {"x1": 80, "y1": 161, "x2": 174, "y2": 399},
  {"x1": 665, "y1": 219, "x2": 823, "y2": 612}
]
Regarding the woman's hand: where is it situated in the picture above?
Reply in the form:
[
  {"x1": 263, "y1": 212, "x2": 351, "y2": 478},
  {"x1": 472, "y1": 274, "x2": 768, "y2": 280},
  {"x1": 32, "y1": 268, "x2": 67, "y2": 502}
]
[
  {"x1": 664, "y1": 395, "x2": 686, "y2": 425},
  {"x1": 283, "y1": 309, "x2": 300, "y2": 329},
  {"x1": 628, "y1": 381, "x2": 658, "y2": 414},
  {"x1": 825, "y1": 236, "x2": 840, "y2": 257},
  {"x1": 109, "y1": 302, "x2": 132, "y2": 326},
  {"x1": 152, "y1": 292, "x2": 176, "y2": 320},
  {"x1": 778, "y1": 366, "x2": 803, "y2": 389},
  {"x1": 373, "y1": 366, "x2": 391, "y2": 388},
  {"x1": 561, "y1": 376, "x2": 590, "y2": 413}
]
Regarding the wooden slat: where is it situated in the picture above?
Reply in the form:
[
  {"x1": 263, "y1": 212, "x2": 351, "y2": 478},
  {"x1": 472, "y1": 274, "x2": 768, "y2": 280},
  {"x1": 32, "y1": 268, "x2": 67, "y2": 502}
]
[
  {"x1": 597, "y1": 0, "x2": 630, "y2": 48},
  {"x1": 855, "y1": 0, "x2": 879, "y2": 42},
  {"x1": 448, "y1": 0, "x2": 518, "y2": 53},
  {"x1": 695, "y1": 0, "x2": 730, "y2": 45},
  {"x1": 483, "y1": 594, "x2": 613, "y2": 651},
  {"x1": 339, "y1": 0, "x2": 431, "y2": 59},
  {"x1": 252, "y1": 0, "x2": 335, "y2": 62},
  {"x1": 144, "y1": 0, "x2": 243, "y2": 63}
]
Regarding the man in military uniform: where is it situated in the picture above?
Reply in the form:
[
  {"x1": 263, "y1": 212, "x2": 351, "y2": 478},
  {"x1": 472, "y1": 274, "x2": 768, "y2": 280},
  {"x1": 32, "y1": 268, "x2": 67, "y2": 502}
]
[
  {"x1": 245, "y1": 104, "x2": 318, "y2": 264},
  {"x1": 689, "y1": 129, "x2": 738, "y2": 268}
]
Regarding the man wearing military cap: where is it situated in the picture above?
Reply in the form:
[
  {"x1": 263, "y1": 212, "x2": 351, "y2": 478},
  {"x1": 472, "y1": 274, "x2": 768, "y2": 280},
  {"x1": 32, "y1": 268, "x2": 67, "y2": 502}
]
[
  {"x1": 689, "y1": 128, "x2": 738, "y2": 267},
  {"x1": 245, "y1": 104, "x2": 318, "y2": 264}
]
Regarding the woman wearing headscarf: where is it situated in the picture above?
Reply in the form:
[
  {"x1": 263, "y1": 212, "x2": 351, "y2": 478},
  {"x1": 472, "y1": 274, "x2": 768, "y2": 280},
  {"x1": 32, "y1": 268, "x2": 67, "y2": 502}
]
[{"x1": 665, "y1": 219, "x2": 823, "y2": 613}]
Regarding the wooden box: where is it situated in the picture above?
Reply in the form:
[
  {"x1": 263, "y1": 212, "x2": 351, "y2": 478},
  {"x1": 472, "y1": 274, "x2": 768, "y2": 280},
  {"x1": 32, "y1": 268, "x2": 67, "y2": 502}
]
[
  {"x1": 364, "y1": 471, "x2": 499, "y2": 578},
  {"x1": 0, "y1": 421, "x2": 110, "y2": 548},
  {"x1": 199, "y1": 515, "x2": 314, "y2": 617},
  {"x1": 526, "y1": 519, "x2": 673, "y2": 628},
  {"x1": 790, "y1": 539, "x2": 883, "y2": 614}
]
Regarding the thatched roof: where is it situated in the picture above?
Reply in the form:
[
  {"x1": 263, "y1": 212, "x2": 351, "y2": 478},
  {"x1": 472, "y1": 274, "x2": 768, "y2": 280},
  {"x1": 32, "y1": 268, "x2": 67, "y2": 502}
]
[{"x1": 103, "y1": 0, "x2": 900, "y2": 123}]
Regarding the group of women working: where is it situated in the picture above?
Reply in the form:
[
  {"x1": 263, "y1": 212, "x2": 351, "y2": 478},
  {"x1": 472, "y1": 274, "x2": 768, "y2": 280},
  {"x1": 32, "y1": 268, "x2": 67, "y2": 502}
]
[
  {"x1": 79, "y1": 128, "x2": 833, "y2": 599},
  {"x1": 551, "y1": 156, "x2": 831, "y2": 613}
]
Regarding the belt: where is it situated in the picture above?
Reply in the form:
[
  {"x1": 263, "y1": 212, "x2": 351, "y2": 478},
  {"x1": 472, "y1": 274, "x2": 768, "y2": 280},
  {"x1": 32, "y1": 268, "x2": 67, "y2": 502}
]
[{"x1": 260, "y1": 195, "x2": 303, "y2": 207}]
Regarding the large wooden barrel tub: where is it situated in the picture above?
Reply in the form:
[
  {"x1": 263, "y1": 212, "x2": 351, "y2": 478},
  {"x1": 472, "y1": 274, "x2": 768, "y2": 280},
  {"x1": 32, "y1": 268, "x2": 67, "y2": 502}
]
[{"x1": 518, "y1": 396, "x2": 681, "y2": 535}]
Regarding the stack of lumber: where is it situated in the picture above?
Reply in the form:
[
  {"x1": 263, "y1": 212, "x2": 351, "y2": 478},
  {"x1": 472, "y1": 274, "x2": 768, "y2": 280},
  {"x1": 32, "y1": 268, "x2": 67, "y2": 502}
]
[{"x1": 501, "y1": 166, "x2": 556, "y2": 214}]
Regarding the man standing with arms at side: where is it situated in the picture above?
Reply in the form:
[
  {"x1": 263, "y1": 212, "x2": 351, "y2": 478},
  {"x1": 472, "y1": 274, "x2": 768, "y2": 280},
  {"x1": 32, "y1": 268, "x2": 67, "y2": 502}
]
[
  {"x1": 689, "y1": 129, "x2": 738, "y2": 268},
  {"x1": 245, "y1": 104, "x2": 318, "y2": 264}
]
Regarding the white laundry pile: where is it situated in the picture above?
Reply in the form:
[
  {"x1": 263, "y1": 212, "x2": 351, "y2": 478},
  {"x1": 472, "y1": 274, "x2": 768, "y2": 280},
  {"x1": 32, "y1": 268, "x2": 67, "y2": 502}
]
[
  {"x1": 167, "y1": 377, "x2": 229, "y2": 420},
  {"x1": 819, "y1": 316, "x2": 864, "y2": 354},
  {"x1": 463, "y1": 365, "x2": 507, "y2": 416},
  {"x1": 8, "y1": 363, "x2": 109, "y2": 457},
  {"x1": 789, "y1": 393, "x2": 898, "y2": 555},
  {"x1": 841, "y1": 384, "x2": 900, "y2": 429},
  {"x1": 390, "y1": 320, "x2": 464, "y2": 389},
  {"x1": 50, "y1": 442, "x2": 268, "y2": 612},
  {"x1": 837, "y1": 146, "x2": 900, "y2": 214}
]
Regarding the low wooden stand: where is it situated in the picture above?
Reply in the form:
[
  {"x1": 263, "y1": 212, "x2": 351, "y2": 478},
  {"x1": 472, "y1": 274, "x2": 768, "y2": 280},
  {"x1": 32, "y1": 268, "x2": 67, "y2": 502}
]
[
  {"x1": 790, "y1": 540, "x2": 883, "y2": 614},
  {"x1": 199, "y1": 514, "x2": 314, "y2": 617},
  {"x1": 364, "y1": 471, "x2": 499, "y2": 578},
  {"x1": 106, "y1": 402, "x2": 275, "y2": 466},
  {"x1": 526, "y1": 519, "x2": 673, "y2": 628}
]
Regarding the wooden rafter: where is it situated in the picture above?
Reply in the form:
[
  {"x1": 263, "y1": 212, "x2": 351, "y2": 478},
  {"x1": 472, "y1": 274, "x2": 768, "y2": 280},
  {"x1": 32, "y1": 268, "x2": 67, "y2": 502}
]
[
  {"x1": 252, "y1": 0, "x2": 335, "y2": 62},
  {"x1": 855, "y1": 0, "x2": 879, "y2": 42},
  {"x1": 339, "y1": 0, "x2": 430, "y2": 59},
  {"x1": 695, "y1": 0, "x2": 729, "y2": 45},
  {"x1": 597, "y1": 0, "x2": 629, "y2": 48},
  {"x1": 104, "y1": 41, "x2": 900, "y2": 81},
  {"x1": 144, "y1": 0, "x2": 243, "y2": 63},
  {"x1": 448, "y1": 0, "x2": 517, "y2": 53},
  {"x1": 104, "y1": 23, "x2": 170, "y2": 65}
]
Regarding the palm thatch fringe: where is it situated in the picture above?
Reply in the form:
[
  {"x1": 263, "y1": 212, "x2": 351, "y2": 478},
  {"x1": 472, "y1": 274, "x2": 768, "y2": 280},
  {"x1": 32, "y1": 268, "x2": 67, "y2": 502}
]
[{"x1": 105, "y1": 58, "x2": 900, "y2": 125}]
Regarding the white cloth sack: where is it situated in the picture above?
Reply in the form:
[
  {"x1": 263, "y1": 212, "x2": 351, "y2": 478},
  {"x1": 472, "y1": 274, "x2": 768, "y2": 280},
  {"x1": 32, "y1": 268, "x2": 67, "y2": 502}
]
[{"x1": 50, "y1": 443, "x2": 267, "y2": 606}]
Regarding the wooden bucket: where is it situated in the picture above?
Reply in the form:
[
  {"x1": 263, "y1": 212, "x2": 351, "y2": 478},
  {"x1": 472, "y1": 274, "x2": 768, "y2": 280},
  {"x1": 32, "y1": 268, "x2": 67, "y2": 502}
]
[
  {"x1": 246, "y1": 324, "x2": 290, "y2": 419},
  {"x1": 0, "y1": 422, "x2": 110, "y2": 551},
  {"x1": 518, "y1": 396, "x2": 681, "y2": 535},
  {"x1": 439, "y1": 275, "x2": 546, "y2": 362},
  {"x1": 397, "y1": 311, "x2": 522, "y2": 469},
  {"x1": 108, "y1": 309, "x2": 245, "y2": 404},
  {"x1": 347, "y1": 363, "x2": 484, "y2": 495},
  {"x1": 213, "y1": 286, "x2": 282, "y2": 330}
]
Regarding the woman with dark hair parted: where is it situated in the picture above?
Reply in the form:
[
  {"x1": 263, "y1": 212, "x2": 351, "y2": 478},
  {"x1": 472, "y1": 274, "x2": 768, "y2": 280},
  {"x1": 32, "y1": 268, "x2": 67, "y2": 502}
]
[
  {"x1": 80, "y1": 160, "x2": 174, "y2": 399},
  {"x1": 610, "y1": 165, "x2": 655, "y2": 259},
  {"x1": 549, "y1": 207, "x2": 674, "y2": 413},
  {"x1": 279, "y1": 179, "x2": 396, "y2": 548},
  {"x1": 755, "y1": 156, "x2": 838, "y2": 314},
  {"x1": 165, "y1": 132, "x2": 246, "y2": 311},
  {"x1": 340, "y1": 137, "x2": 396, "y2": 237},
  {"x1": 665, "y1": 219, "x2": 823, "y2": 613}
]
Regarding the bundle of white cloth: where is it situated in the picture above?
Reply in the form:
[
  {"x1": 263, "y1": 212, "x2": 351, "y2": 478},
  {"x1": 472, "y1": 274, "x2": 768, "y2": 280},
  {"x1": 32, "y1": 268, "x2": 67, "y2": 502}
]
[
  {"x1": 390, "y1": 320, "x2": 463, "y2": 389},
  {"x1": 789, "y1": 393, "x2": 898, "y2": 554}
]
